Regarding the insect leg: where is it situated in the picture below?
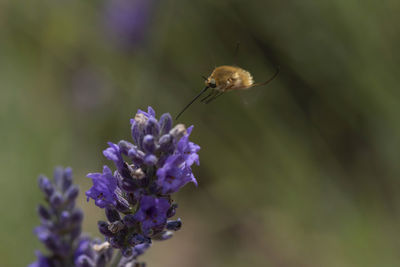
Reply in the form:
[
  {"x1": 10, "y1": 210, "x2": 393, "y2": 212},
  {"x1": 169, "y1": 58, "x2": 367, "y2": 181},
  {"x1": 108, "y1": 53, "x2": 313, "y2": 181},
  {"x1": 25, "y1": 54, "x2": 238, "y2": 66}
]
[
  {"x1": 200, "y1": 90, "x2": 215, "y2": 102},
  {"x1": 205, "y1": 91, "x2": 224, "y2": 104},
  {"x1": 250, "y1": 66, "x2": 280, "y2": 88},
  {"x1": 202, "y1": 90, "x2": 219, "y2": 104}
]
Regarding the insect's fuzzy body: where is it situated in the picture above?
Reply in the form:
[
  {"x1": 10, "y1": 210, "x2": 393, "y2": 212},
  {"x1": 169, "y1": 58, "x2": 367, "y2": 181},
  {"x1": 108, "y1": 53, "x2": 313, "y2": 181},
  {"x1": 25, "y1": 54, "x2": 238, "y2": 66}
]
[
  {"x1": 206, "y1": 65, "x2": 254, "y2": 91},
  {"x1": 175, "y1": 65, "x2": 279, "y2": 120}
]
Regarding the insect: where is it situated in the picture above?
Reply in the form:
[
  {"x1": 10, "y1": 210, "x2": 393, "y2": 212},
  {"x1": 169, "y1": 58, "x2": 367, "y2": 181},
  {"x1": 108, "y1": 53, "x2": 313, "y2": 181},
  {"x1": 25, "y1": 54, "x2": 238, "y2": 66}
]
[{"x1": 175, "y1": 65, "x2": 280, "y2": 119}]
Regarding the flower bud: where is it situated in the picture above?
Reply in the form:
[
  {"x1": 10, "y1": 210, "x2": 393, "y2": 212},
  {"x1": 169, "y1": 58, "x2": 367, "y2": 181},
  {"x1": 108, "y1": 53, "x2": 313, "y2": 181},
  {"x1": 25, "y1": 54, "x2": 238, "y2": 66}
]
[
  {"x1": 75, "y1": 255, "x2": 95, "y2": 267},
  {"x1": 38, "y1": 176, "x2": 54, "y2": 197},
  {"x1": 166, "y1": 218, "x2": 182, "y2": 231},
  {"x1": 128, "y1": 148, "x2": 144, "y2": 166},
  {"x1": 167, "y1": 203, "x2": 178, "y2": 218},
  {"x1": 98, "y1": 221, "x2": 114, "y2": 237},
  {"x1": 108, "y1": 221, "x2": 125, "y2": 233},
  {"x1": 109, "y1": 232, "x2": 125, "y2": 248},
  {"x1": 144, "y1": 154, "x2": 158, "y2": 165},
  {"x1": 43, "y1": 235, "x2": 61, "y2": 253},
  {"x1": 142, "y1": 135, "x2": 156, "y2": 154},
  {"x1": 131, "y1": 113, "x2": 147, "y2": 145},
  {"x1": 145, "y1": 118, "x2": 160, "y2": 137},
  {"x1": 123, "y1": 214, "x2": 138, "y2": 227},
  {"x1": 105, "y1": 207, "x2": 121, "y2": 222},
  {"x1": 159, "y1": 113, "x2": 173, "y2": 135},
  {"x1": 118, "y1": 140, "x2": 136, "y2": 155},
  {"x1": 128, "y1": 234, "x2": 150, "y2": 246},
  {"x1": 59, "y1": 211, "x2": 71, "y2": 227},
  {"x1": 62, "y1": 167, "x2": 73, "y2": 192},
  {"x1": 50, "y1": 192, "x2": 63, "y2": 208},
  {"x1": 115, "y1": 188, "x2": 131, "y2": 213},
  {"x1": 65, "y1": 185, "x2": 79, "y2": 202},
  {"x1": 159, "y1": 134, "x2": 174, "y2": 153},
  {"x1": 71, "y1": 209, "x2": 84, "y2": 224},
  {"x1": 37, "y1": 205, "x2": 51, "y2": 220}
]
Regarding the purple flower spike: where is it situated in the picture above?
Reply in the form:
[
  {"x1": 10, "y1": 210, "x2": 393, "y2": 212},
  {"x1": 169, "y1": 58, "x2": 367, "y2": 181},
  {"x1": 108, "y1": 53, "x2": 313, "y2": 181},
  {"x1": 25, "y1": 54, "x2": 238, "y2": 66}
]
[
  {"x1": 86, "y1": 106, "x2": 200, "y2": 265},
  {"x1": 104, "y1": 0, "x2": 157, "y2": 48},
  {"x1": 30, "y1": 168, "x2": 113, "y2": 267}
]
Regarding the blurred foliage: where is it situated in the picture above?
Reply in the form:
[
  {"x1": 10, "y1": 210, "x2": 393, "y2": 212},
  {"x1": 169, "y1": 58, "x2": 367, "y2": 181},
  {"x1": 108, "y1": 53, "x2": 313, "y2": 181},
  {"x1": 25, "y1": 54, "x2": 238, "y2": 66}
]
[{"x1": 1, "y1": 0, "x2": 400, "y2": 266}]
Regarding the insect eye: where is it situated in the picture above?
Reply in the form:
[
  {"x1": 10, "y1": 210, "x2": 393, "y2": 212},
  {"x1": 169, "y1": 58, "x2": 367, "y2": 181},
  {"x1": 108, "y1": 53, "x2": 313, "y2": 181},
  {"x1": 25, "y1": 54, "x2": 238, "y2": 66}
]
[{"x1": 209, "y1": 79, "x2": 216, "y2": 88}]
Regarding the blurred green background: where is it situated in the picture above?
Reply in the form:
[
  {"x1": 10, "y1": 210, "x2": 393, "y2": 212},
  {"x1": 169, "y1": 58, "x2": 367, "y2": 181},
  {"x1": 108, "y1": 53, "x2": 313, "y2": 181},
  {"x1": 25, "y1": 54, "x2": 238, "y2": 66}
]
[{"x1": 1, "y1": 0, "x2": 400, "y2": 266}]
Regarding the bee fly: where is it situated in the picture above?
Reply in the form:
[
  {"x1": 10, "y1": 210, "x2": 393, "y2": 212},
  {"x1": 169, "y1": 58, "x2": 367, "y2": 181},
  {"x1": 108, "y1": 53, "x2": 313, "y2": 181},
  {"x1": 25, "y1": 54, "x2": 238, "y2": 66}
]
[{"x1": 175, "y1": 65, "x2": 280, "y2": 119}]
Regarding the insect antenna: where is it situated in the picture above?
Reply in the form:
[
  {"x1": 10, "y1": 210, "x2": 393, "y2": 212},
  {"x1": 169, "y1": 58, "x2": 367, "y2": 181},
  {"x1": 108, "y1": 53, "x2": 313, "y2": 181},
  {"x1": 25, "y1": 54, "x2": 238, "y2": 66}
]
[
  {"x1": 250, "y1": 66, "x2": 280, "y2": 88},
  {"x1": 233, "y1": 42, "x2": 240, "y2": 65},
  {"x1": 176, "y1": 86, "x2": 209, "y2": 120}
]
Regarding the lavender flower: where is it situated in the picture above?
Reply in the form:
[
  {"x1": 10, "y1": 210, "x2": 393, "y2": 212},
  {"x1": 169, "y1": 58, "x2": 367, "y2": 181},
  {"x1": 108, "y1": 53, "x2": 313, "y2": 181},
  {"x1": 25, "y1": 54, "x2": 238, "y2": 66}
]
[
  {"x1": 104, "y1": 0, "x2": 158, "y2": 48},
  {"x1": 133, "y1": 195, "x2": 170, "y2": 233},
  {"x1": 29, "y1": 167, "x2": 113, "y2": 267},
  {"x1": 156, "y1": 154, "x2": 197, "y2": 194},
  {"x1": 86, "y1": 106, "x2": 200, "y2": 265},
  {"x1": 30, "y1": 168, "x2": 82, "y2": 266},
  {"x1": 86, "y1": 166, "x2": 118, "y2": 208}
]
